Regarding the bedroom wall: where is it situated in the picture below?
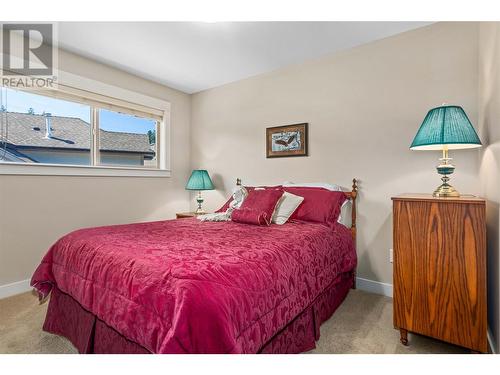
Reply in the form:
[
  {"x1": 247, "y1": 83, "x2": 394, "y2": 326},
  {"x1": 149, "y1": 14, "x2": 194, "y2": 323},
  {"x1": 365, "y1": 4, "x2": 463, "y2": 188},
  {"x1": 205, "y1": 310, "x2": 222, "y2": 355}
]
[
  {"x1": 191, "y1": 22, "x2": 481, "y2": 289},
  {"x1": 478, "y1": 22, "x2": 500, "y2": 353},
  {"x1": 0, "y1": 49, "x2": 192, "y2": 289}
]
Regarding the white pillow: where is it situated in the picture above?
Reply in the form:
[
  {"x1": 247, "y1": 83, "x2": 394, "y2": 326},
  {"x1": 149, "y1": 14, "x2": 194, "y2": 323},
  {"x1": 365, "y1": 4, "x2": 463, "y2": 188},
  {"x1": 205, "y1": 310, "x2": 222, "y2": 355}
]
[
  {"x1": 282, "y1": 182, "x2": 343, "y2": 191},
  {"x1": 338, "y1": 199, "x2": 352, "y2": 228},
  {"x1": 272, "y1": 192, "x2": 304, "y2": 225}
]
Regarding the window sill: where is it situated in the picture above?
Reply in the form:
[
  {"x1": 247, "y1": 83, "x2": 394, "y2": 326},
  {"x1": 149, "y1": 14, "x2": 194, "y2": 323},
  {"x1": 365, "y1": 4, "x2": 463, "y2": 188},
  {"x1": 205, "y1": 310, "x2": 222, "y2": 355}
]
[{"x1": 0, "y1": 162, "x2": 171, "y2": 177}]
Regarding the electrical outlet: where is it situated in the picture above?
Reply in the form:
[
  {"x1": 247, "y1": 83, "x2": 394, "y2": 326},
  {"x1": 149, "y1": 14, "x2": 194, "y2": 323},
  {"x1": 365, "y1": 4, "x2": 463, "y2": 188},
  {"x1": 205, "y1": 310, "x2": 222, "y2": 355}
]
[{"x1": 389, "y1": 248, "x2": 393, "y2": 263}]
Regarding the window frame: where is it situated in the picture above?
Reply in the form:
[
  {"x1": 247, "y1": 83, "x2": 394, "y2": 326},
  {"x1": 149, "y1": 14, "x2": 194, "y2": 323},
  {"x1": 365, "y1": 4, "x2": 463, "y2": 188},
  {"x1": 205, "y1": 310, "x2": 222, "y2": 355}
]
[{"x1": 0, "y1": 71, "x2": 171, "y2": 177}]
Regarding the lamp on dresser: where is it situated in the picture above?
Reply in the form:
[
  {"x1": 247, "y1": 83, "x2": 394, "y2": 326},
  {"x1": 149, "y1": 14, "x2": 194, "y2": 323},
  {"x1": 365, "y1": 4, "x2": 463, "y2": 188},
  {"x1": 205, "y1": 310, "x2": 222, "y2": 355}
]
[{"x1": 392, "y1": 104, "x2": 487, "y2": 353}]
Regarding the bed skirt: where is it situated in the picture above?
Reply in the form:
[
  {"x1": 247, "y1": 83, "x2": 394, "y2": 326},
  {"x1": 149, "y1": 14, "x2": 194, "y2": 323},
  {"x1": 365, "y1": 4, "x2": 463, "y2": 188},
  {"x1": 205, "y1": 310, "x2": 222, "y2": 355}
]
[{"x1": 42, "y1": 271, "x2": 354, "y2": 354}]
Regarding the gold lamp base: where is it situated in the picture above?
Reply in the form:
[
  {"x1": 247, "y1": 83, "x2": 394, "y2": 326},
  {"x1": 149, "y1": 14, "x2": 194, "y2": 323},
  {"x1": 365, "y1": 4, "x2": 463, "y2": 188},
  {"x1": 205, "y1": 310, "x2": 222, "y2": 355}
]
[
  {"x1": 433, "y1": 182, "x2": 460, "y2": 197},
  {"x1": 433, "y1": 148, "x2": 460, "y2": 197}
]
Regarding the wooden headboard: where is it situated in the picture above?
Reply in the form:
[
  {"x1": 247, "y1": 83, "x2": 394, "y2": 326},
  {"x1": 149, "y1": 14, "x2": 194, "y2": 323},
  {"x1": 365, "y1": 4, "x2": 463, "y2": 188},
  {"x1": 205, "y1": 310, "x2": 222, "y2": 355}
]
[
  {"x1": 345, "y1": 179, "x2": 358, "y2": 289},
  {"x1": 345, "y1": 178, "x2": 358, "y2": 243}
]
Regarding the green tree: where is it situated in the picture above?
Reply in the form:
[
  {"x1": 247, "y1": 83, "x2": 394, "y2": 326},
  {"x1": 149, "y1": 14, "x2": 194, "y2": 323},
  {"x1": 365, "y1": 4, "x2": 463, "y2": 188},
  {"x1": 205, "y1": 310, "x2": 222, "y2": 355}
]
[
  {"x1": 27, "y1": 107, "x2": 35, "y2": 115},
  {"x1": 0, "y1": 105, "x2": 6, "y2": 112},
  {"x1": 147, "y1": 129, "x2": 156, "y2": 145}
]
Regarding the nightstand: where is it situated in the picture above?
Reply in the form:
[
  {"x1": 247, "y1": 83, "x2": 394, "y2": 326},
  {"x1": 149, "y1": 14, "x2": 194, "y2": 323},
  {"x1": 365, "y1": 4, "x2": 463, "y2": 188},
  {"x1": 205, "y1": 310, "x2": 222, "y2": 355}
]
[
  {"x1": 175, "y1": 212, "x2": 206, "y2": 219},
  {"x1": 392, "y1": 194, "x2": 487, "y2": 353}
]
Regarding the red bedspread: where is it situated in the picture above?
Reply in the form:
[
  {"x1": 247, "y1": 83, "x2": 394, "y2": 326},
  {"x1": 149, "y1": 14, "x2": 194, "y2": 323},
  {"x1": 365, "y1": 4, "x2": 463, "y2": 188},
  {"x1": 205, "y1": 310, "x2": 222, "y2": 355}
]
[{"x1": 31, "y1": 218, "x2": 356, "y2": 353}]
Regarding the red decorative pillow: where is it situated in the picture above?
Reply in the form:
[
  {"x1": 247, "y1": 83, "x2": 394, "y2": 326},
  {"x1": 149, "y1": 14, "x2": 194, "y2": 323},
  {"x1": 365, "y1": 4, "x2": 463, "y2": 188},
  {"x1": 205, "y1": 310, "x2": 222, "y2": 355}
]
[
  {"x1": 232, "y1": 188, "x2": 284, "y2": 225},
  {"x1": 283, "y1": 187, "x2": 347, "y2": 227},
  {"x1": 231, "y1": 208, "x2": 269, "y2": 226}
]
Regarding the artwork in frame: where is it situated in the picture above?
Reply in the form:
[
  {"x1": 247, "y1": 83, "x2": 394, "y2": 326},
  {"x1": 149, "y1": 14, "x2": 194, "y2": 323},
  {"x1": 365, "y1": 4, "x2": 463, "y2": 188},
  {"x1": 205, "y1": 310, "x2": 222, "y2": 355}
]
[{"x1": 266, "y1": 123, "x2": 308, "y2": 158}]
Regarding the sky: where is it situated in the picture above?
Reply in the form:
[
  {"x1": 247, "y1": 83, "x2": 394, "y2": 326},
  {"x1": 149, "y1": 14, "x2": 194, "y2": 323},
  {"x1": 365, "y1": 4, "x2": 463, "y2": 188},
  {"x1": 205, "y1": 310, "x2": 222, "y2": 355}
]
[{"x1": 1, "y1": 87, "x2": 156, "y2": 134}]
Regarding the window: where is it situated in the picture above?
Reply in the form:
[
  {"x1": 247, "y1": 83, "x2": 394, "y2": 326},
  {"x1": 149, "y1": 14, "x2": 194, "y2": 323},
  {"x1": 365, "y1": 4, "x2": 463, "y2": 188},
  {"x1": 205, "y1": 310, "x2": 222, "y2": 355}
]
[
  {"x1": 0, "y1": 88, "x2": 92, "y2": 165},
  {"x1": 98, "y1": 109, "x2": 158, "y2": 168},
  {"x1": 0, "y1": 84, "x2": 166, "y2": 175}
]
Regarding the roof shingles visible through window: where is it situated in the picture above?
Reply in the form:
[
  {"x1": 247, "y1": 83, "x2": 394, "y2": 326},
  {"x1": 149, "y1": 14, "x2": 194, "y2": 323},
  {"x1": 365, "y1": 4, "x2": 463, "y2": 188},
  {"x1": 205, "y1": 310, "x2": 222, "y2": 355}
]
[{"x1": 0, "y1": 112, "x2": 153, "y2": 154}]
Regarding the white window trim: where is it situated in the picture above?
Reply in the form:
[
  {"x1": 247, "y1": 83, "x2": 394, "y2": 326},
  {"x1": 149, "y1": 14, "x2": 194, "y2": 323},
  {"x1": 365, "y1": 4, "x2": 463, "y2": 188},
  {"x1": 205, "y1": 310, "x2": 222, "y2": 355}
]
[{"x1": 0, "y1": 70, "x2": 171, "y2": 177}]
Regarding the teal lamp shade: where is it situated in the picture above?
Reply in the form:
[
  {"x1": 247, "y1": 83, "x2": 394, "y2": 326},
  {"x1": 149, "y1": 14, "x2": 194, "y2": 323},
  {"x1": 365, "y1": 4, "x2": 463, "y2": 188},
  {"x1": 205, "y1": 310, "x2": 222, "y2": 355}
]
[
  {"x1": 410, "y1": 105, "x2": 482, "y2": 198},
  {"x1": 410, "y1": 105, "x2": 482, "y2": 150},
  {"x1": 185, "y1": 170, "x2": 214, "y2": 191}
]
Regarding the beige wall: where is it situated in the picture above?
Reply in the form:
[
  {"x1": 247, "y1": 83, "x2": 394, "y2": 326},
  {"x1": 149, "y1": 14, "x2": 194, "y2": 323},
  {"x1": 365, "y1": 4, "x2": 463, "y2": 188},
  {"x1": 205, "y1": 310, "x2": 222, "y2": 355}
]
[
  {"x1": 0, "y1": 49, "x2": 192, "y2": 285},
  {"x1": 191, "y1": 22, "x2": 481, "y2": 286},
  {"x1": 478, "y1": 22, "x2": 500, "y2": 353}
]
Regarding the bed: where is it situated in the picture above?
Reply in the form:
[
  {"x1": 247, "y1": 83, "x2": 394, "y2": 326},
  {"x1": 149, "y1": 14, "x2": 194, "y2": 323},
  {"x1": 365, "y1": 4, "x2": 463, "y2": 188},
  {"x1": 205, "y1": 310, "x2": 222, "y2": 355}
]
[{"x1": 31, "y1": 179, "x2": 358, "y2": 354}]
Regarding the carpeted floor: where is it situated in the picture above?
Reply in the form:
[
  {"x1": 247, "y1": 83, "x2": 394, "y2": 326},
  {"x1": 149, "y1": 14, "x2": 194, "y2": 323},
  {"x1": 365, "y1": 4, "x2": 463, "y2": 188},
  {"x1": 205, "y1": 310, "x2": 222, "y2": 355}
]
[{"x1": 0, "y1": 289, "x2": 467, "y2": 354}]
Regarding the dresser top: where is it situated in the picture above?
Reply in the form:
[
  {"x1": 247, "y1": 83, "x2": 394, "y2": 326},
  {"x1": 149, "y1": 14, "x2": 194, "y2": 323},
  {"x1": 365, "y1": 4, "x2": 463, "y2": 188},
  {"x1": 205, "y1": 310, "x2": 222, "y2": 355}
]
[{"x1": 392, "y1": 193, "x2": 485, "y2": 204}]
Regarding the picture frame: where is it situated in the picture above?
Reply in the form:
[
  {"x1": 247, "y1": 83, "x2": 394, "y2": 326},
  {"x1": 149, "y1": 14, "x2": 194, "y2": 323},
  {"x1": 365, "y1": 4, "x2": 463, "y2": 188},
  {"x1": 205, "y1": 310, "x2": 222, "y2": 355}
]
[{"x1": 266, "y1": 123, "x2": 308, "y2": 158}]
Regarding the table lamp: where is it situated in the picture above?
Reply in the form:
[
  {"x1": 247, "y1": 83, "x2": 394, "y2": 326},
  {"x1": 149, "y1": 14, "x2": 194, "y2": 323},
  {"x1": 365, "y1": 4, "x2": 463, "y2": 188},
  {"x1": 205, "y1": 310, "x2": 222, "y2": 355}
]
[
  {"x1": 185, "y1": 169, "x2": 214, "y2": 213},
  {"x1": 410, "y1": 105, "x2": 482, "y2": 197}
]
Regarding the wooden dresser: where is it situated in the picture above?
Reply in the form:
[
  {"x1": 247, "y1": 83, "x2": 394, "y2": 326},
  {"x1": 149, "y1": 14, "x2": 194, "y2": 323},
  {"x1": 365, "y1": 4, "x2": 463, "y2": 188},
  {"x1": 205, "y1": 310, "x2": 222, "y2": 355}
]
[{"x1": 392, "y1": 194, "x2": 487, "y2": 353}]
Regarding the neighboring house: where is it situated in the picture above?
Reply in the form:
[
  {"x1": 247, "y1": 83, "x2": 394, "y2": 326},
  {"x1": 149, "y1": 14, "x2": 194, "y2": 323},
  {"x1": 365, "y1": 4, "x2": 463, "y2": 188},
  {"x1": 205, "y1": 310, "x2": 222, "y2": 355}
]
[{"x1": 0, "y1": 112, "x2": 155, "y2": 166}]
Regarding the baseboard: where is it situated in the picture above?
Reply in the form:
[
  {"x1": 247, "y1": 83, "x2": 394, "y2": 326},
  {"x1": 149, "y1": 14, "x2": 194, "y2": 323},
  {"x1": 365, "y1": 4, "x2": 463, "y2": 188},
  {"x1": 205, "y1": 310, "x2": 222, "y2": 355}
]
[
  {"x1": 356, "y1": 277, "x2": 393, "y2": 298},
  {"x1": 0, "y1": 279, "x2": 31, "y2": 299},
  {"x1": 488, "y1": 328, "x2": 497, "y2": 354}
]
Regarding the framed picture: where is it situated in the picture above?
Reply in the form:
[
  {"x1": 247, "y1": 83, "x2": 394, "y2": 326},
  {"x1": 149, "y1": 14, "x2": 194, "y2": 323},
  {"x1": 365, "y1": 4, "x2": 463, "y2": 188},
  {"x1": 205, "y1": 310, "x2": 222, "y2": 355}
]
[{"x1": 266, "y1": 123, "x2": 308, "y2": 158}]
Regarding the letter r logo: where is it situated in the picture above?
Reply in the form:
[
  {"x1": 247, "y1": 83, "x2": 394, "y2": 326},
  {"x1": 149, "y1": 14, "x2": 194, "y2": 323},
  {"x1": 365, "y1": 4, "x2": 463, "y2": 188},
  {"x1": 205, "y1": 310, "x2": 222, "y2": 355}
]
[{"x1": 2, "y1": 24, "x2": 53, "y2": 76}]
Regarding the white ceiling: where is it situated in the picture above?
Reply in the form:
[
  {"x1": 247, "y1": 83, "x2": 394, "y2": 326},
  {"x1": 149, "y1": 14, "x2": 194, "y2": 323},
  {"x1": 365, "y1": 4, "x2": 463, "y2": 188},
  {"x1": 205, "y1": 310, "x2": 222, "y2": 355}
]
[{"x1": 58, "y1": 22, "x2": 431, "y2": 94}]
